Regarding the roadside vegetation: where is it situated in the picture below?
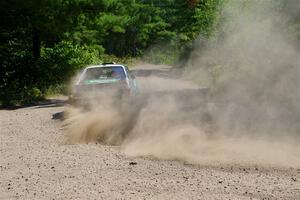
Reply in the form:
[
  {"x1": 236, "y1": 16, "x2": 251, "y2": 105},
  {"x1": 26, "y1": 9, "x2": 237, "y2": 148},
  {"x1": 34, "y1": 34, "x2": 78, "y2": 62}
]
[{"x1": 1, "y1": 0, "x2": 299, "y2": 105}]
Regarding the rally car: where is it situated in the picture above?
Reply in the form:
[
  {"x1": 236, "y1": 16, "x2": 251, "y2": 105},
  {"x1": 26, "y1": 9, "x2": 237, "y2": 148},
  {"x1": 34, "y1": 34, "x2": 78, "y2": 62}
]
[{"x1": 69, "y1": 63, "x2": 138, "y2": 105}]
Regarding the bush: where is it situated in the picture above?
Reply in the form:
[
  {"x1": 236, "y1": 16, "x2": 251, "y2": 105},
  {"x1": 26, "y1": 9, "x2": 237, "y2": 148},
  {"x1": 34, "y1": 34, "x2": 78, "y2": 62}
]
[
  {"x1": 37, "y1": 41, "x2": 104, "y2": 90},
  {"x1": 0, "y1": 85, "x2": 43, "y2": 106},
  {"x1": 0, "y1": 41, "x2": 105, "y2": 105}
]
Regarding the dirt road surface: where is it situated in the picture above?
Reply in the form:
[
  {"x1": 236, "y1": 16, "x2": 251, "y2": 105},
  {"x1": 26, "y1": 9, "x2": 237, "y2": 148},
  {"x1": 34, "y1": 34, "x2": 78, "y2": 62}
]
[{"x1": 1, "y1": 65, "x2": 300, "y2": 199}]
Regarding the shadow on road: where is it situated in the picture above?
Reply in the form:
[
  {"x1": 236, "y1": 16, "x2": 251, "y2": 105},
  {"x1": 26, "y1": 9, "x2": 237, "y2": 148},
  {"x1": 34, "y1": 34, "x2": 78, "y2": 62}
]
[{"x1": 0, "y1": 98, "x2": 67, "y2": 110}]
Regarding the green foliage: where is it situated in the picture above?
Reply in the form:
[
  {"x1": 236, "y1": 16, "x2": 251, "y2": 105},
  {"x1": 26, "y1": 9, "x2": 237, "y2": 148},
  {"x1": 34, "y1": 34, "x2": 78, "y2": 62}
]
[
  {"x1": 36, "y1": 42, "x2": 103, "y2": 89},
  {"x1": 3, "y1": 0, "x2": 297, "y2": 105},
  {"x1": 1, "y1": 0, "x2": 224, "y2": 105},
  {"x1": 45, "y1": 84, "x2": 68, "y2": 96}
]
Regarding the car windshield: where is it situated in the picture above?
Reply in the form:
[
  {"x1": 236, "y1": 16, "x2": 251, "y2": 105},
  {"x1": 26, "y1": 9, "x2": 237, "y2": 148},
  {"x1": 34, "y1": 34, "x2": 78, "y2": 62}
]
[{"x1": 81, "y1": 66, "x2": 126, "y2": 82}]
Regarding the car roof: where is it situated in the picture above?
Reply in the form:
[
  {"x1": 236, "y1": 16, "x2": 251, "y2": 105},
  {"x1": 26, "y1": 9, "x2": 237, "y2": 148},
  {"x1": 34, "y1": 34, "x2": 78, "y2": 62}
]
[{"x1": 84, "y1": 64, "x2": 125, "y2": 69}]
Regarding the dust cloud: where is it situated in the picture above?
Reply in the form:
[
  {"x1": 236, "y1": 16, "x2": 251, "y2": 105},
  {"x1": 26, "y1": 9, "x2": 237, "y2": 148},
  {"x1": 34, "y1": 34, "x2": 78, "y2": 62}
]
[
  {"x1": 184, "y1": 0, "x2": 300, "y2": 138},
  {"x1": 64, "y1": 0, "x2": 300, "y2": 168}
]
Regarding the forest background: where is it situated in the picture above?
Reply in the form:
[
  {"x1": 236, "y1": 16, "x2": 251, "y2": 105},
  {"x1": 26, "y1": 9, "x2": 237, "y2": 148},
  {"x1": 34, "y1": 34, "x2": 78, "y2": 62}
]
[{"x1": 0, "y1": 0, "x2": 299, "y2": 105}]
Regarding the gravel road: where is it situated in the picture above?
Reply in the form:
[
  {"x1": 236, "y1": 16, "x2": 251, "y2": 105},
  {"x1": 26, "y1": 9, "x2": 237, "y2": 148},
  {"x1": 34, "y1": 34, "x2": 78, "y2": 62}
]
[
  {"x1": 1, "y1": 105, "x2": 300, "y2": 200},
  {"x1": 1, "y1": 65, "x2": 300, "y2": 199}
]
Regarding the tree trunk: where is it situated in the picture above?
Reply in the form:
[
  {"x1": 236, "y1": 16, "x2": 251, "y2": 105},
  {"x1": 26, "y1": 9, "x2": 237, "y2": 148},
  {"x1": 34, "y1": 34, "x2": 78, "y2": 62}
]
[{"x1": 32, "y1": 27, "x2": 40, "y2": 60}]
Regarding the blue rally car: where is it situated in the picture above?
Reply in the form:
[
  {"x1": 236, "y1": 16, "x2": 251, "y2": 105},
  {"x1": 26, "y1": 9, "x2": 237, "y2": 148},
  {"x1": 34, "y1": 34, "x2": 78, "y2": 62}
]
[{"x1": 70, "y1": 63, "x2": 138, "y2": 105}]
